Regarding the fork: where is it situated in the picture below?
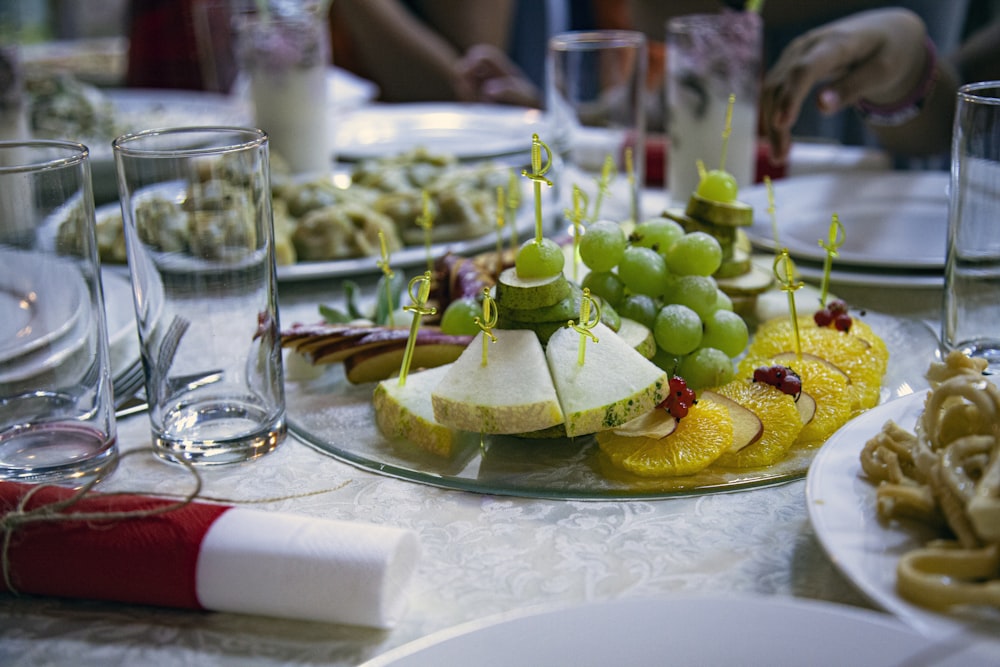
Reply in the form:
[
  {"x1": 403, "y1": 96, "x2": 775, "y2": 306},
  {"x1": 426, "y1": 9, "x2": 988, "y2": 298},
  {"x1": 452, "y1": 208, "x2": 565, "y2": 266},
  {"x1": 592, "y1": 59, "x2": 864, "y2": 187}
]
[{"x1": 112, "y1": 358, "x2": 147, "y2": 410}]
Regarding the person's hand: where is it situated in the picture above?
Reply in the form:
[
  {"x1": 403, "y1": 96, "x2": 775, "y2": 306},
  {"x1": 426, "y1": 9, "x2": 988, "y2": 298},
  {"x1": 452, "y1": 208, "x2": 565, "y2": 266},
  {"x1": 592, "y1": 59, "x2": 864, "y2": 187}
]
[
  {"x1": 454, "y1": 44, "x2": 541, "y2": 107},
  {"x1": 760, "y1": 8, "x2": 928, "y2": 163}
]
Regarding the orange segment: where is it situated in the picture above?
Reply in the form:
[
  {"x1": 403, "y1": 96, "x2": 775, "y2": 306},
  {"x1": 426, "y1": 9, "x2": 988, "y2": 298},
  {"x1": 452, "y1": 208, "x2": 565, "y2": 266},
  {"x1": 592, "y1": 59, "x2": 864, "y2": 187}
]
[
  {"x1": 712, "y1": 379, "x2": 802, "y2": 468},
  {"x1": 596, "y1": 400, "x2": 732, "y2": 477}
]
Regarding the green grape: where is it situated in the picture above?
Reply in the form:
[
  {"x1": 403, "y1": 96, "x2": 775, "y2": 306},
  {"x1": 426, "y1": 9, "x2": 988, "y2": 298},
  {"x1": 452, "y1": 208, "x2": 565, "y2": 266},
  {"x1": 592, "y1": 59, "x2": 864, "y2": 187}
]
[
  {"x1": 668, "y1": 275, "x2": 718, "y2": 320},
  {"x1": 650, "y1": 346, "x2": 682, "y2": 374},
  {"x1": 653, "y1": 303, "x2": 702, "y2": 356},
  {"x1": 714, "y1": 289, "x2": 734, "y2": 312},
  {"x1": 579, "y1": 220, "x2": 627, "y2": 272},
  {"x1": 678, "y1": 347, "x2": 735, "y2": 389},
  {"x1": 617, "y1": 293, "x2": 658, "y2": 329},
  {"x1": 515, "y1": 238, "x2": 565, "y2": 279},
  {"x1": 439, "y1": 297, "x2": 482, "y2": 336},
  {"x1": 617, "y1": 245, "x2": 669, "y2": 297},
  {"x1": 665, "y1": 231, "x2": 723, "y2": 277},
  {"x1": 581, "y1": 270, "x2": 625, "y2": 306},
  {"x1": 631, "y1": 217, "x2": 685, "y2": 254},
  {"x1": 700, "y1": 309, "x2": 749, "y2": 357},
  {"x1": 696, "y1": 169, "x2": 738, "y2": 203}
]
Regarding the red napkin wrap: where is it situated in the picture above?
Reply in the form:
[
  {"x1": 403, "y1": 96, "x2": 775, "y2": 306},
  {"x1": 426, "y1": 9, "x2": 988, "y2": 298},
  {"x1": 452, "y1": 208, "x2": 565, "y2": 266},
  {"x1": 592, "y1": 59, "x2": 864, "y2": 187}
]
[
  {"x1": 1, "y1": 481, "x2": 420, "y2": 627},
  {"x1": 1, "y1": 481, "x2": 230, "y2": 609}
]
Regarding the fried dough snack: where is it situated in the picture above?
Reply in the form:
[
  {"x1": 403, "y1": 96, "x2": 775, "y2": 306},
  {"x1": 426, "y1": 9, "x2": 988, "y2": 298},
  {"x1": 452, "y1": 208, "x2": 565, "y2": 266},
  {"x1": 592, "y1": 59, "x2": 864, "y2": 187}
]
[{"x1": 860, "y1": 351, "x2": 1000, "y2": 611}]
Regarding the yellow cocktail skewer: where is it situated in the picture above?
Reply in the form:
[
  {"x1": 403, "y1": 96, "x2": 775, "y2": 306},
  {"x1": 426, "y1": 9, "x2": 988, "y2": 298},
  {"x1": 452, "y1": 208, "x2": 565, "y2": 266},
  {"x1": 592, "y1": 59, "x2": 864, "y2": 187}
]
[
  {"x1": 774, "y1": 249, "x2": 804, "y2": 359},
  {"x1": 414, "y1": 190, "x2": 435, "y2": 274},
  {"x1": 521, "y1": 133, "x2": 553, "y2": 244},
  {"x1": 506, "y1": 169, "x2": 520, "y2": 249},
  {"x1": 591, "y1": 154, "x2": 616, "y2": 223},
  {"x1": 719, "y1": 93, "x2": 735, "y2": 173},
  {"x1": 376, "y1": 230, "x2": 395, "y2": 326},
  {"x1": 474, "y1": 287, "x2": 498, "y2": 366},
  {"x1": 568, "y1": 287, "x2": 601, "y2": 365},
  {"x1": 495, "y1": 186, "x2": 506, "y2": 276},
  {"x1": 818, "y1": 213, "x2": 845, "y2": 308},
  {"x1": 625, "y1": 146, "x2": 636, "y2": 224},
  {"x1": 765, "y1": 176, "x2": 779, "y2": 247},
  {"x1": 398, "y1": 272, "x2": 436, "y2": 386},
  {"x1": 565, "y1": 185, "x2": 588, "y2": 282}
]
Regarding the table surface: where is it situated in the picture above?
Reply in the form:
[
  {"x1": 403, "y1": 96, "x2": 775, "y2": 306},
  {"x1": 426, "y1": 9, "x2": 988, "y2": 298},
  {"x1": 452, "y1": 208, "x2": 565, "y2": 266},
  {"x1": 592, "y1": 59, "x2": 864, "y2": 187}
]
[{"x1": 0, "y1": 175, "x2": 951, "y2": 666}]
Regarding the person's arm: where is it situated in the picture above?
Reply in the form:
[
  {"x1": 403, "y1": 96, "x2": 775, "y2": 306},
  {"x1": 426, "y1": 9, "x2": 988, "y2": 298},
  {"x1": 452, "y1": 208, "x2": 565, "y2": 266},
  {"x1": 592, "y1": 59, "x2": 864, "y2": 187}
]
[{"x1": 332, "y1": 0, "x2": 512, "y2": 102}]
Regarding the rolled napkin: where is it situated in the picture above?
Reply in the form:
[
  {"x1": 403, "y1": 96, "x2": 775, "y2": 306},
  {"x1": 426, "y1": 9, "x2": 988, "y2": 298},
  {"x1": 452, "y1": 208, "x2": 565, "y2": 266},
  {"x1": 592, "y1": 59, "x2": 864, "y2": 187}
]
[{"x1": 0, "y1": 481, "x2": 419, "y2": 628}]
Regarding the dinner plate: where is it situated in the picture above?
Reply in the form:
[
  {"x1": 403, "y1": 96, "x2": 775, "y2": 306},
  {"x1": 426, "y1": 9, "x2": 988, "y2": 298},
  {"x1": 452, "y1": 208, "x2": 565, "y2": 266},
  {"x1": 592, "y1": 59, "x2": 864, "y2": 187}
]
[
  {"x1": 334, "y1": 103, "x2": 548, "y2": 162},
  {"x1": 360, "y1": 596, "x2": 999, "y2": 666},
  {"x1": 749, "y1": 255, "x2": 944, "y2": 290},
  {"x1": 286, "y1": 310, "x2": 939, "y2": 500},
  {"x1": 807, "y1": 389, "x2": 1000, "y2": 638},
  {"x1": 0, "y1": 250, "x2": 88, "y2": 363},
  {"x1": 743, "y1": 171, "x2": 950, "y2": 270},
  {"x1": 102, "y1": 269, "x2": 140, "y2": 377}
]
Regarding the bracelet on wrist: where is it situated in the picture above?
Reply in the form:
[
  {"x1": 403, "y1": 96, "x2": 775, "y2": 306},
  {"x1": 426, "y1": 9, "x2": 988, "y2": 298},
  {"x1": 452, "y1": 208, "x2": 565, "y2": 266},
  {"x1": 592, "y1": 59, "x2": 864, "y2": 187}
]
[{"x1": 855, "y1": 37, "x2": 937, "y2": 127}]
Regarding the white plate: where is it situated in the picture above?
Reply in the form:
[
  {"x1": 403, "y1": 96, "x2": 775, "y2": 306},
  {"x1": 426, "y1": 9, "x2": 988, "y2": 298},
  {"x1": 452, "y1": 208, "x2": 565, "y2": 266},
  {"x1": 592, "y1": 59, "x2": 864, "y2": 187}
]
[
  {"x1": 0, "y1": 250, "x2": 88, "y2": 367},
  {"x1": 361, "y1": 596, "x2": 999, "y2": 666},
  {"x1": 102, "y1": 269, "x2": 140, "y2": 376},
  {"x1": 743, "y1": 171, "x2": 950, "y2": 270},
  {"x1": 807, "y1": 390, "x2": 1000, "y2": 639},
  {"x1": 334, "y1": 103, "x2": 547, "y2": 161},
  {"x1": 750, "y1": 255, "x2": 944, "y2": 290}
]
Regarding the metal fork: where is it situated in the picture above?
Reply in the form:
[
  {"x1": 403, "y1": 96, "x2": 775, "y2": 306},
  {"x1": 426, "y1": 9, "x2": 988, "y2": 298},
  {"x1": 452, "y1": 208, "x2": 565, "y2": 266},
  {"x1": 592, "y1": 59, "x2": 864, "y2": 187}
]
[{"x1": 112, "y1": 358, "x2": 147, "y2": 410}]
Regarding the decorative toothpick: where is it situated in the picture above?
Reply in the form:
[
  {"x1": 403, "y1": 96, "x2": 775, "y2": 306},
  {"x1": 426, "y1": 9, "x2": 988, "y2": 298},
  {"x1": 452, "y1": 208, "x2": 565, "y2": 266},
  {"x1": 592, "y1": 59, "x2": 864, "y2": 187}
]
[
  {"x1": 591, "y1": 154, "x2": 617, "y2": 223},
  {"x1": 415, "y1": 190, "x2": 435, "y2": 273},
  {"x1": 376, "y1": 230, "x2": 395, "y2": 326},
  {"x1": 495, "y1": 186, "x2": 506, "y2": 276},
  {"x1": 817, "y1": 213, "x2": 845, "y2": 308},
  {"x1": 474, "y1": 287, "x2": 498, "y2": 366},
  {"x1": 398, "y1": 272, "x2": 436, "y2": 386},
  {"x1": 765, "y1": 176, "x2": 779, "y2": 247},
  {"x1": 696, "y1": 159, "x2": 707, "y2": 182},
  {"x1": 625, "y1": 146, "x2": 637, "y2": 224},
  {"x1": 521, "y1": 133, "x2": 553, "y2": 244},
  {"x1": 773, "y1": 249, "x2": 803, "y2": 359},
  {"x1": 565, "y1": 185, "x2": 589, "y2": 282},
  {"x1": 506, "y1": 169, "x2": 520, "y2": 249},
  {"x1": 568, "y1": 288, "x2": 601, "y2": 365},
  {"x1": 719, "y1": 93, "x2": 735, "y2": 172}
]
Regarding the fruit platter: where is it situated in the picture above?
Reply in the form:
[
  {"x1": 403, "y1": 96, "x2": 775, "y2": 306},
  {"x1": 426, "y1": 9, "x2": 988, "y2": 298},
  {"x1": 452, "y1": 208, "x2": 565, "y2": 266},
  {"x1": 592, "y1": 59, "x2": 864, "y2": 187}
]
[{"x1": 281, "y1": 134, "x2": 941, "y2": 499}]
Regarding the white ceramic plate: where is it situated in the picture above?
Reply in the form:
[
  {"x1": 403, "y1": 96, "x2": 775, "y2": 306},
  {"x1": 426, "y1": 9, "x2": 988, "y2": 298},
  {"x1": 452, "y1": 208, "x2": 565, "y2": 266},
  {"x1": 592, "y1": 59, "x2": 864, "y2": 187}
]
[
  {"x1": 360, "y1": 596, "x2": 999, "y2": 666},
  {"x1": 102, "y1": 269, "x2": 140, "y2": 376},
  {"x1": 743, "y1": 171, "x2": 950, "y2": 270},
  {"x1": 807, "y1": 390, "x2": 1000, "y2": 639},
  {"x1": 749, "y1": 255, "x2": 944, "y2": 290},
  {"x1": 334, "y1": 103, "x2": 548, "y2": 162},
  {"x1": 0, "y1": 250, "x2": 89, "y2": 368}
]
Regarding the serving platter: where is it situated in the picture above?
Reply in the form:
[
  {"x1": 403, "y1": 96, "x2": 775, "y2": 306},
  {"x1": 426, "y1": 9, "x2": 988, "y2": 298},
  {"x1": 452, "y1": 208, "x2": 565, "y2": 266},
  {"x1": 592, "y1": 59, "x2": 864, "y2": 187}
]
[{"x1": 286, "y1": 311, "x2": 939, "y2": 500}]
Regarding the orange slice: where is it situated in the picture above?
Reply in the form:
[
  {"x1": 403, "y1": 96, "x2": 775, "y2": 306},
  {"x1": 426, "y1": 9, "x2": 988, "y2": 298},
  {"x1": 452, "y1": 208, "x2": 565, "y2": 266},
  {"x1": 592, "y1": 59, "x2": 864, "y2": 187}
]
[
  {"x1": 712, "y1": 379, "x2": 802, "y2": 468},
  {"x1": 596, "y1": 400, "x2": 732, "y2": 477}
]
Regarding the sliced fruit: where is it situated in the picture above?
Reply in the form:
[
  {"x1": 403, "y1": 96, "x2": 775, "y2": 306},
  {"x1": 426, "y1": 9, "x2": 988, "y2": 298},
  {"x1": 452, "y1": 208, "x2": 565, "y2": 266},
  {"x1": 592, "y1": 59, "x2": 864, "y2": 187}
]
[
  {"x1": 700, "y1": 390, "x2": 763, "y2": 453},
  {"x1": 545, "y1": 322, "x2": 667, "y2": 437},
  {"x1": 796, "y1": 392, "x2": 817, "y2": 426},
  {"x1": 494, "y1": 267, "x2": 571, "y2": 309},
  {"x1": 771, "y1": 351, "x2": 850, "y2": 384},
  {"x1": 615, "y1": 317, "x2": 657, "y2": 359},
  {"x1": 431, "y1": 329, "x2": 564, "y2": 434},
  {"x1": 502, "y1": 283, "x2": 584, "y2": 323},
  {"x1": 612, "y1": 408, "x2": 677, "y2": 439},
  {"x1": 342, "y1": 332, "x2": 470, "y2": 384},
  {"x1": 373, "y1": 365, "x2": 468, "y2": 456},
  {"x1": 711, "y1": 379, "x2": 803, "y2": 468},
  {"x1": 684, "y1": 193, "x2": 754, "y2": 227},
  {"x1": 596, "y1": 398, "x2": 733, "y2": 477}
]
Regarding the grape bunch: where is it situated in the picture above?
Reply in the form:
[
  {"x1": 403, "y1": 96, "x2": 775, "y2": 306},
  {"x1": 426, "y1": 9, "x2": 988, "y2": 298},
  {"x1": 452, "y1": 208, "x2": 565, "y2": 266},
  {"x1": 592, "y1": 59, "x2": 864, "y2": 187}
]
[{"x1": 578, "y1": 217, "x2": 749, "y2": 389}]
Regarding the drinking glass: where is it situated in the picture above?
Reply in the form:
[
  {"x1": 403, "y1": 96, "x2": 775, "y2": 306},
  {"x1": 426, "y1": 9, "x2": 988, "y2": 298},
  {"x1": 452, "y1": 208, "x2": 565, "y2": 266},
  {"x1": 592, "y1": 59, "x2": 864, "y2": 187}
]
[
  {"x1": 666, "y1": 12, "x2": 762, "y2": 206},
  {"x1": 942, "y1": 81, "x2": 1000, "y2": 371},
  {"x1": 547, "y1": 30, "x2": 647, "y2": 226},
  {"x1": 113, "y1": 127, "x2": 286, "y2": 465},
  {"x1": 0, "y1": 140, "x2": 118, "y2": 484}
]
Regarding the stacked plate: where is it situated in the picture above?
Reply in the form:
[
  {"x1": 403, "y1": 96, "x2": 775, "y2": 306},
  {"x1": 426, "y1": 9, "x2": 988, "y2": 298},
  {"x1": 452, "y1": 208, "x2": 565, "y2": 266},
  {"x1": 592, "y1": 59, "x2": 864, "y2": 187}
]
[
  {"x1": 0, "y1": 249, "x2": 93, "y2": 393},
  {"x1": 742, "y1": 171, "x2": 949, "y2": 288}
]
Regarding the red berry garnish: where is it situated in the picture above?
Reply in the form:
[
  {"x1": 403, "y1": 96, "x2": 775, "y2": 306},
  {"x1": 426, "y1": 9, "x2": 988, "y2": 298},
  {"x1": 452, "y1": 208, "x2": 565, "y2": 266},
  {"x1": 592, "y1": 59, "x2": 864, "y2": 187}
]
[
  {"x1": 813, "y1": 309, "x2": 833, "y2": 327},
  {"x1": 827, "y1": 299, "x2": 848, "y2": 315},
  {"x1": 752, "y1": 365, "x2": 802, "y2": 399},
  {"x1": 658, "y1": 376, "x2": 697, "y2": 420},
  {"x1": 833, "y1": 313, "x2": 852, "y2": 332}
]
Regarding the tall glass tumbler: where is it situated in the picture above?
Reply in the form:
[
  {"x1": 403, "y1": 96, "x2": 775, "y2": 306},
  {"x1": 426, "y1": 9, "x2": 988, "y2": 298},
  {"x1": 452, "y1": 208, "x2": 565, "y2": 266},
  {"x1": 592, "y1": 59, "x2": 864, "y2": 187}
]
[
  {"x1": 942, "y1": 82, "x2": 1000, "y2": 371},
  {"x1": 548, "y1": 30, "x2": 647, "y2": 225},
  {"x1": 113, "y1": 127, "x2": 286, "y2": 465},
  {"x1": 666, "y1": 12, "x2": 762, "y2": 206},
  {"x1": 0, "y1": 141, "x2": 117, "y2": 484}
]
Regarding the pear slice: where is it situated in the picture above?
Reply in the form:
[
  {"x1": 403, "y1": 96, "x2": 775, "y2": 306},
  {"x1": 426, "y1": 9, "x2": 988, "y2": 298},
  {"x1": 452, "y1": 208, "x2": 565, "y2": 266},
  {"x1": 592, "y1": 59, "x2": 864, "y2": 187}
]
[
  {"x1": 545, "y1": 322, "x2": 667, "y2": 437},
  {"x1": 431, "y1": 329, "x2": 564, "y2": 434},
  {"x1": 700, "y1": 390, "x2": 764, "y2": 453},
  {"x1": 614, "y1": 317, "x2": 656, "y2": 359},
  {"x1": 373, "y1": 365, "x2": 468, "y2": 456},
  {"x1": 612, "y1": 408, "x2": 676, "y2": 439},
  {"x1": 771, "y1": 351, "x2": 851, "y2": 384},
  {"x1": 495, "y1": 267, "x2": 571, "y2": 309}
]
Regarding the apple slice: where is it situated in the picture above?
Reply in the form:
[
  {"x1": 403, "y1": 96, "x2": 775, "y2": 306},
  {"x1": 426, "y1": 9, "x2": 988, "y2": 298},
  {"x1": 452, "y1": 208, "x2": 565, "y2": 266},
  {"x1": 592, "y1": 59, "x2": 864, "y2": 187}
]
[
  {"x1": 795, "y1": 391, "x2": 817, "y2": 426},
  {"x1": 771, "y1": 351, "x2": 851, "y2": 384},
  {"x1": 700, "y1": 390, "x2": 764, "y2": 453},
  {"x1": 343, "y1": 331, "x2": 471, "y2": 384},
  {"x1": 611, "y1": 408, "x2": 676, "y2": 439}
]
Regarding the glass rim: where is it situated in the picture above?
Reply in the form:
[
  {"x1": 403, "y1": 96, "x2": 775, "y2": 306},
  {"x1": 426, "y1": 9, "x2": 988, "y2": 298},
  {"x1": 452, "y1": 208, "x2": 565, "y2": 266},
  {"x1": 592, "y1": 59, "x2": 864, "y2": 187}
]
[
  {"x1": 957, "y1": 81, "x2": 1000, "y2": 104},
  {"x1": 0, "y1": 139, "x2": 89, "y2": 174},
  {"x1": 549, "y1": 29, "x2": 646, "y2": 51},
  {"x1": 112, "y1": 126, "x2": 268, "y2": 158}
]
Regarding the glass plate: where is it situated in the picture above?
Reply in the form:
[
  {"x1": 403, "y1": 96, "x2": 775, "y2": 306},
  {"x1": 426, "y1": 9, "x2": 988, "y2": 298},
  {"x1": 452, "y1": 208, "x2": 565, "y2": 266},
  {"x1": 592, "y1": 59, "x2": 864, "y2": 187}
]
[{"x1": 286, "y1": 311, "x2": 941, "y2": 499}]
